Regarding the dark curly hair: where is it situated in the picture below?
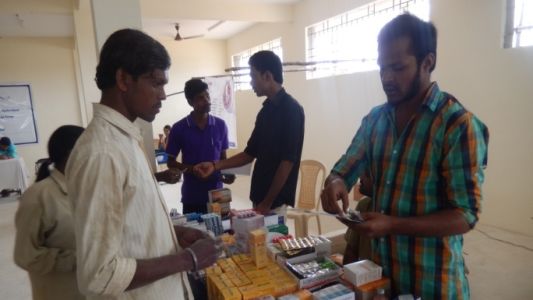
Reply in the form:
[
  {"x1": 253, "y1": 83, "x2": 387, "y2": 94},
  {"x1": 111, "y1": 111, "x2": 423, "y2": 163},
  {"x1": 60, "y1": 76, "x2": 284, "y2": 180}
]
[
  {"x1": 95, "y1": 29, "x2": 171, "y2": 90},
  {"x1": 184, "y1": 79, "x2": 208, "y2": 105},
  {"x1": 248, "y1": 50, "x2": 283, "y2": 84},
  {"x1": 378, "y1": 13, "x2": 437, "y2": 72}
]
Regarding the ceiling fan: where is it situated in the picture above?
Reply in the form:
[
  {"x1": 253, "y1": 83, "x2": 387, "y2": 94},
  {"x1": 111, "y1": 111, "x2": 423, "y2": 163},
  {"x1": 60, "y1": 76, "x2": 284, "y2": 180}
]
[{"x1": 174, "y1": 20, "x2": 225, "y2": 41}]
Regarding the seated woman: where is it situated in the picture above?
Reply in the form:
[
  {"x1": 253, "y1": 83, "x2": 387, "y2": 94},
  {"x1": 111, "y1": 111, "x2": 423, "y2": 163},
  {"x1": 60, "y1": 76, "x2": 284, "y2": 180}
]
[
  {"x1": 14, "y1": 125, "x2": 85, "y2": 300},
  {"x1": 158, "y1": 124, "x2": 171, "y2": 151},
  {"x1": 0, "y1": 136, "x2": 18, "y2": 159}
]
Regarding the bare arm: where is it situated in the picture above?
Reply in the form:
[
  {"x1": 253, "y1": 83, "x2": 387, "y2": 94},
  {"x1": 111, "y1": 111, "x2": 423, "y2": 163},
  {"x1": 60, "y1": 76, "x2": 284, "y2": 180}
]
[
  {"x1": 194, "y1": 152, "x2": 254, "y2": 179},
  {"x1": 341, "y1": 208, "x2": 470, "y2": 238},
  {"x1": 214, "y1": 151, "x2": 254, "y2": 170},
  {"x1": 127, "y1": 252, "x2": 192, "y2": 290},
  {"x1": 167, "y1": 155, "x2": 192, "y2": 172},
  {"x1": 255, "y1": 160, "x2": 294, "y2": 213},
  {"x1": 219, "y1": 150, "x2": 235, "y2": 184},
  {"x1": 128, "y1": 225, "x2": 219, "y2": 290}
]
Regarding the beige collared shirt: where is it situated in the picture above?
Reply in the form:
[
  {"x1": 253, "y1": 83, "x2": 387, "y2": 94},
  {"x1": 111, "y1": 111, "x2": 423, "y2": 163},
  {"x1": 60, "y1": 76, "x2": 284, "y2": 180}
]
[
  {"x1": 66, "y1": 104, "x2": 186, "y2": 300},
  {"x1": 14, "y1": 168, "x2": 85, "y2": 300}
]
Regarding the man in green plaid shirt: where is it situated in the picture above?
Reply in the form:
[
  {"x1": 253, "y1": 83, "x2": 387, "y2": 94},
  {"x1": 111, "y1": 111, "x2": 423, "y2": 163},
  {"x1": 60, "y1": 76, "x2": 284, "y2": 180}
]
[{"x1": 321, "y1": 14, "x2": 488, "y2": 299}]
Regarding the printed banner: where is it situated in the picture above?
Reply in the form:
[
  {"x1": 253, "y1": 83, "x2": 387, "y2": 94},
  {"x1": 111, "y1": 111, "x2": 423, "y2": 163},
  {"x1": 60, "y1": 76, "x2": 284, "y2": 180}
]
[
  {"x1": 0, "y1": 84, "x2": 38, "y2": 144},
  {"x1": 204, "y1": 77, "x2": 237, "y2": 148}
]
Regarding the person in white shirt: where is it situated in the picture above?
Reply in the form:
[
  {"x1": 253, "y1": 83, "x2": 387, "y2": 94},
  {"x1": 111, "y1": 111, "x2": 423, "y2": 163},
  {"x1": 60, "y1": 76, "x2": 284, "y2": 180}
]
[
  {"x1": 14, "y1": 125, "x2": 86, "y2": 300},
  {"x1": 65, "y1": 28, "x2": 221, "y2": 300}
]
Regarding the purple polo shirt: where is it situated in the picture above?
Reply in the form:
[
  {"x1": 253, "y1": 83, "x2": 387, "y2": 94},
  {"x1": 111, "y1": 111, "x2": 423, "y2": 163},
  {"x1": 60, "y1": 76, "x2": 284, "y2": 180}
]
[{"x1": 166, "y1": 114, "x2": 229, "y2": 205}]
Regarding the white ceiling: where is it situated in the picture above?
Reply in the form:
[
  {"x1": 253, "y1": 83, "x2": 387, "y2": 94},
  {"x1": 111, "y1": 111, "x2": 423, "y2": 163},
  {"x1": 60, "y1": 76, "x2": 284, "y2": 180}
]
[{"x1": 0, "y1": 0, "x2": 301, "y2": 40}]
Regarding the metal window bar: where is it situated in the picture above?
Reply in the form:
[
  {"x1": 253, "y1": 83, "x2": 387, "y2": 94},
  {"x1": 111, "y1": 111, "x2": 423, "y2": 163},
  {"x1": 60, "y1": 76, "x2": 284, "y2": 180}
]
[
  {"x1": 504, "y1": 0, "x2": 533, "y2": 48},
  {"x1": 504, "y1": 0, "x2": 515, "y2": 48},
  {"x1": 305, "y1": 0, "x2": 427, "y2": 78},
  {"x1": 166, "y1": 64, "x2": 316, "y2": 98}
]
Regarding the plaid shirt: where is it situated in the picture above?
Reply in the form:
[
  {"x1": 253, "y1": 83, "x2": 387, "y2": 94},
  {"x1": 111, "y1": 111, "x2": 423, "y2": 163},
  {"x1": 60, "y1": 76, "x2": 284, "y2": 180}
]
[{"x1": 332, "y1": 83, "x2": 488, "y2": 299}]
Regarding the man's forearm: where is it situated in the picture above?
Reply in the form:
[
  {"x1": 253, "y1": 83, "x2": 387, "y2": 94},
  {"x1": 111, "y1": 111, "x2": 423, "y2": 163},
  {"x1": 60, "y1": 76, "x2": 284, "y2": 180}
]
[
  {"x1": 325, "y1": 172, "x2": 344, "y2": 187},
  {"x1": 388, "y1": 209, "x2": 471, "y2": 237},
  {"x1": 127, "y1": 252, "x2": 193, "y2": 291},
  {"x1": 214, "y1": 152, "x2": 254, "y2": 171},
  {"x1": 167, "y1": 157, "x2": 191, "y2": 172}
]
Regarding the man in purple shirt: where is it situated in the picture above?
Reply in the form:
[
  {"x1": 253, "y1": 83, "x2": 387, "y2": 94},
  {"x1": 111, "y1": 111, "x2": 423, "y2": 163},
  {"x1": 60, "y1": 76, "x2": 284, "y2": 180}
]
[{"x1": 166, "y1": 79, "x2": 235, "y2": 214}]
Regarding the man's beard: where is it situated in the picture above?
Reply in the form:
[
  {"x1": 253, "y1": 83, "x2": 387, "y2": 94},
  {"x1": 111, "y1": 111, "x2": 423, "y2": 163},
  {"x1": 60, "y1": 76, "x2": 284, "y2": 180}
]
[{"x1": 391, "y1": 65, "x2": 422, "y2": 107}]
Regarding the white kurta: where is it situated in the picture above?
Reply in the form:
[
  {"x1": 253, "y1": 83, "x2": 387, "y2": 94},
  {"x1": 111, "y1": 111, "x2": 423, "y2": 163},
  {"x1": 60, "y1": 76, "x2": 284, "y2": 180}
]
[
  {"x1": 14, "y1": 169, "x2": 85, "y2": 300},
  {"x1": 66, "y1": 104, "x2": 187, "y2": 300}
]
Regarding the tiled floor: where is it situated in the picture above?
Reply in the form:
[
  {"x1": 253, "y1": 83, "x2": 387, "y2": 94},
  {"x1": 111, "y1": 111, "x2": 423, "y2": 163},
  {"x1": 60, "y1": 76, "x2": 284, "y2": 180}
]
[{"x1": 1, "y1": 178, "x2": 532, "y2": 299}]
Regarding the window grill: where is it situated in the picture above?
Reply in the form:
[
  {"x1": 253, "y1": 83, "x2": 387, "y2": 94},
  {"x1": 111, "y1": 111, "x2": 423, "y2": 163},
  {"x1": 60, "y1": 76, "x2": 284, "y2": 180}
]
[
  {"x1": 305, "y1": 0, "x2": 429, "y2": 79},
  {"x1": 231, "y1": 38, "x2": 283, "y2": 90}
]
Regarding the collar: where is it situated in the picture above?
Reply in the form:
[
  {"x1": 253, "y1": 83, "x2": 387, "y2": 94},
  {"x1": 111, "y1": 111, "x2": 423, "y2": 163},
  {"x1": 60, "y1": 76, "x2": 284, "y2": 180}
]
[
  {"x1": 50, "y1": 168, "x2": 67, "y2": 195},
  {"x1": 93, "y1": 103, "x2": 143, "y2": 143},
  {"x1": 421, "y1": 82, "x2": 443, "y2": 112},
  {"x1": 384, "y1": 82, "x2": 442, "y2": 113},
  {"x1": 185, "y1": 113, "x2": 214, "y2": 128},
  {"x1": 263, "y1": 88, "x2": 286, "y2": 106}
]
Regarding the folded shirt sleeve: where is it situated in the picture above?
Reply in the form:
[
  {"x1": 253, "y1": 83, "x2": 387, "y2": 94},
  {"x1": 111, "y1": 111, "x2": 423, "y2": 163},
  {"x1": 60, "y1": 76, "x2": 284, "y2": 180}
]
[
  {"x1": 441, "y1": 114, "x2": 489, "y2": 228},
  {"x1": 14, "y1": 185, "x2": 77, "y2": 275}
]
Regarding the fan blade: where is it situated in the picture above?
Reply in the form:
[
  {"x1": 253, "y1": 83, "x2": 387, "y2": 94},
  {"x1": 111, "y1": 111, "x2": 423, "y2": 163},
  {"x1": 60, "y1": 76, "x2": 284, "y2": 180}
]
[
  {"x1": 181, "y1": 34, "x2": 204, "y2": 40},
  {"x1": 207, "y1": 20, "x2": 225, "y2": 32}
]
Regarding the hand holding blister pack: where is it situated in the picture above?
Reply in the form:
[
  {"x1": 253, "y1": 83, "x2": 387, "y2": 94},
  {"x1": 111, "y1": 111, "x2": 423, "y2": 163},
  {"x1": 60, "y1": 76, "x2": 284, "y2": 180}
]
[{"x1": 337, "y1": 208, "x2": 365, "y2": 224}]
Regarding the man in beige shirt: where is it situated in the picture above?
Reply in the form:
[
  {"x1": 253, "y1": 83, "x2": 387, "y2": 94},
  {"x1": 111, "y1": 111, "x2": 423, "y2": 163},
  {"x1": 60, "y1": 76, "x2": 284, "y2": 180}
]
[{"x1": 66, "y1": 29, "x2": 220, "y2": 300}]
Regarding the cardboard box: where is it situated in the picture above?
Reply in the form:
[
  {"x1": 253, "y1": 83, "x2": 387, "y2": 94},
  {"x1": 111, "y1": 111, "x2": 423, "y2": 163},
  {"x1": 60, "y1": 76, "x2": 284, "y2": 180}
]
[
  {"x1": 312, "y1": 283, "x2": 355, "y2": 300},
  {"x1": 284, "y1": 257, "x2": 342, "y2": 290},
  {"x1": 278, "y1": 289, "x2": 313, "y2": 300},
  {"x1": 208, "y1": 188, "x2": 232, "y2": 218},
  {"x1": 351, "y1": 277, "x2": 391, "y2": 300},
  {"x1": 343, "y1": 259, "x2": 382, "y2": 287}
]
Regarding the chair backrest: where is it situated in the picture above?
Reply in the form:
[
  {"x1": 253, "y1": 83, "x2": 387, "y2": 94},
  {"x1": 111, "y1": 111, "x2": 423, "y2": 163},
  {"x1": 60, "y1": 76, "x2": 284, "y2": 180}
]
[{"x1": 296, "y1": 160, "x2": 326, "y2": 211}]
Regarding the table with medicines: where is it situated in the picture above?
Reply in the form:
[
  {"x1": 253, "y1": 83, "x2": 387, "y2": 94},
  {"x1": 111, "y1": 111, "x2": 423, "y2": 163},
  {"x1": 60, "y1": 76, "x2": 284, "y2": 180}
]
[{"x1": 170, "y1": 207, "x2": 395, "y2": 300}]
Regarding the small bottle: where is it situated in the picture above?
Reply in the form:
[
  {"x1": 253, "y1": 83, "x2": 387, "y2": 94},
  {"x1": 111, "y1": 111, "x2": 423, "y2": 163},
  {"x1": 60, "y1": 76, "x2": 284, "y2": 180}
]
[{"x1": 373, "y1": 288, "x2": 387, "y2": 300}]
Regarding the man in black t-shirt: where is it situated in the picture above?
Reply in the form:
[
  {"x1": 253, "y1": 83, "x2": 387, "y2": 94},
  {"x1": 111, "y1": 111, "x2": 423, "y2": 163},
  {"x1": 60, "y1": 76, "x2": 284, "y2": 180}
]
[{"x1": 194, "y1": 50, "x2": 305, "y2": 214}]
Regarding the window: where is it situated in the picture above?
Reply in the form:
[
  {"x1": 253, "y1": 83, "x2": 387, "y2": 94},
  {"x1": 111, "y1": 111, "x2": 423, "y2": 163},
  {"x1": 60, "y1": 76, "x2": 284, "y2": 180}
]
[
  {"x1": 305, "y1": 0, "x2": 429, "y2": 79},
  {"x1": 504, "y1": 0, "x2": 533, "y2": 48},
  {"x1": 231, "y1": 38, "x2": 283, "y2": 91}
]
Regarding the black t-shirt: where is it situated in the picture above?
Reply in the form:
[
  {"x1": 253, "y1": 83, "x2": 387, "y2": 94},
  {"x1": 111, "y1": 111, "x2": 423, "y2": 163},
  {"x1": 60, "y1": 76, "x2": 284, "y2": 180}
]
[{"x1": 244, "y1": 88, "x2": 305, "y2": 208}]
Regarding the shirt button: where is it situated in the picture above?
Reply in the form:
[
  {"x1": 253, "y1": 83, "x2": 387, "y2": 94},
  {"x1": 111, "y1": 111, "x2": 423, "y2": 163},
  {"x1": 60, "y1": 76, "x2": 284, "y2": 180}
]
[
  {"x1": 380, "y1": 237, "x2": 385, "y2": 243},
  {"x1": 386, "y1": 181, "x2": 391, "y2": 184},
  {"x1": 380, "y1": 210, "x2": 385, "y2": 214},
  {"x1": 393, "y1": 150, "x2": 397, "y2": 155}
]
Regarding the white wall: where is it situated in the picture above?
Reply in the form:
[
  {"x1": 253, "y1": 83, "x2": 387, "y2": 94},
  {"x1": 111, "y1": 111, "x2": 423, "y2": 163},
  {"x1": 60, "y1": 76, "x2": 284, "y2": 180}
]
[
  {"x1": 0, "y1": 37, "x2": 82, "y2": 180},
  {"x1": 431, "y1": 0, "x2": 533, "y2": 236},
  {"x1": 152, "y1": 38, "x2": 228, "y2": 139},
  {"x1": 227, "y1": 0, "x2": 533, "y2": 235}
]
